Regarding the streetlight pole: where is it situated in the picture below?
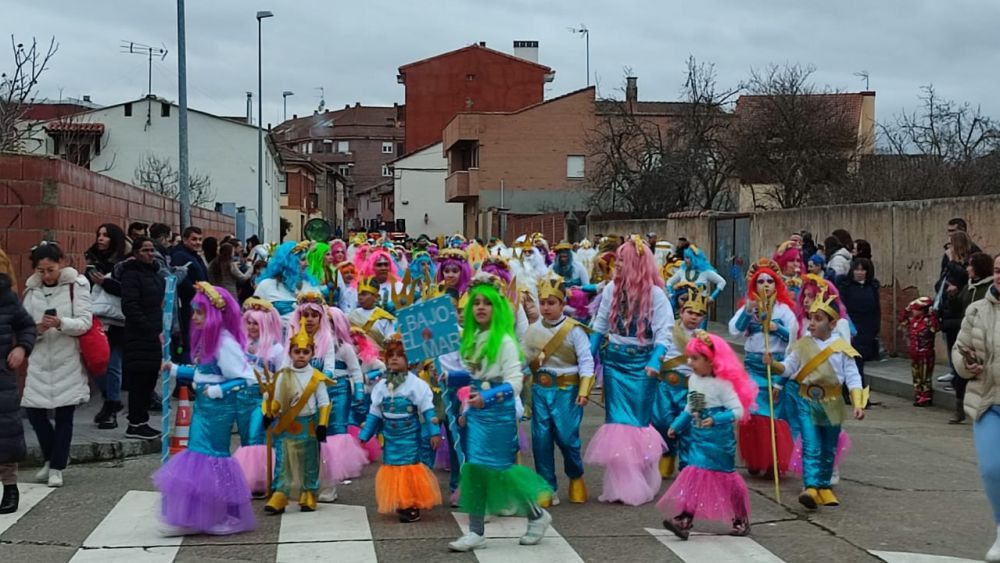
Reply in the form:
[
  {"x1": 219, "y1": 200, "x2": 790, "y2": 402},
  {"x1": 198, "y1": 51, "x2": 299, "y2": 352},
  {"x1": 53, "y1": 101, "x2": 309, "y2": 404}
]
[
  {"x1": 282, "y1": 90, "x2": 294, "y2": 121},
  {"x1": 256, "y1": 10, "x2": 273, "y2": 242},
  {"x1": 177, "y1": 0, "x2": 190, "y2": 229}
]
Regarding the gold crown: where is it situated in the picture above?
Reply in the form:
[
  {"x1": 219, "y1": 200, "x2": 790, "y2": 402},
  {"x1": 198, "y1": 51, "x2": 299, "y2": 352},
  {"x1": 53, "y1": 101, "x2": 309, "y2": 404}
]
[
  {"x1": 358, "y1": 275, "x2": 380, "y2": 295},
  {"x1": 289, "y1": 318, "x2": 314, "y2": 350},
  {"x1": 809, "y1": 292, "x2": 840, "y2": 321},
  {"x1": 536, "y1": 275, "x2": 566, "y2": 301},
  {"x1": 747, "y1": 257, "x2": 781, "y2": 281},
  {"x1": 391, "y1": 270, "x2": 418, "y2": 310},
  {"x1": 693, "y1": 329, "x2": 714, "y2": 350},
  {"x1": 195, "y1": 282, "x2": 226, "y2": 310},
  {"x1": 483, "y1": 255, "x2": 510, "y2": 269},
  {"x1": 292, "y1": 240, "x2": 312, "y2": 255},
  {"x1": 682, "y1": 290, "x2": 710, "y2": 315},
  {"x1": 296, "y1": 291, "x2": 325, "y2": 305},
  {"x1": 438, "y1": 248, "x2": 468, "y2": 262},
  {"x1": 242, "y1": 297, "x2": 274, "y2": 312},
  {"x1": 420, "y1": 280, "x2": 448, "y2": 301},
  {"x1": 553, "y1": 241, "x2": 573, "y2": 253},
  {"x1": 630, "y1": 234, "x2": 646, "y2": 255}
]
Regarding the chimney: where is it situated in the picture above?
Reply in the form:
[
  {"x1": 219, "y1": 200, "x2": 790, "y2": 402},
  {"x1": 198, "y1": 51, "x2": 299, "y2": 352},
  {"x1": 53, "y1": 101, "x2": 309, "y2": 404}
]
[
  {"x1": 625, "y1": 76, "x2": 638, "y2": 112},
  {"x1": 245, "y1": 91, "x2": 253, "y2": 124},
  {"x1": 513, "y1": 40, "x2": 539, "y2": 63},
  {"x1": 82, "y1": 95, "x2": 91, "y2": 103},
  {"x1": 478, "y1": 41, "x2": 486, "y2": 47}
]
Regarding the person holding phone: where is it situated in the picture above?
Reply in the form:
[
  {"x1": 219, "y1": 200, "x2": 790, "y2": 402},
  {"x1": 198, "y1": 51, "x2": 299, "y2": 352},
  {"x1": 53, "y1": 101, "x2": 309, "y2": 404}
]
[
  {"x1": 21, "y1": 242, "x2": 93, "y2": 488},
  {"x1": 85, "y1": 223, "x2": 128, "y2": 430}
]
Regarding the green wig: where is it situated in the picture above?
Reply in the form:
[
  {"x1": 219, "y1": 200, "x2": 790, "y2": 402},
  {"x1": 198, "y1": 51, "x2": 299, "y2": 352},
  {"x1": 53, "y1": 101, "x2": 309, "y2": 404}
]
[
  {"x1": 460, "y1": 282, "x2": 521, "y2": 367},
  {"x1": 306, "y1": 242, "x2": 333, "y2": 284}
]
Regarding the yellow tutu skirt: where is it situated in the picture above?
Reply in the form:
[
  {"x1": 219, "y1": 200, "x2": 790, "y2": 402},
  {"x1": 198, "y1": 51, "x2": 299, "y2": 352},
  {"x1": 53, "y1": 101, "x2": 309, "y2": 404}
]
[{"x1": 374, "y1": 463, "x2": 443, "y2": 513}]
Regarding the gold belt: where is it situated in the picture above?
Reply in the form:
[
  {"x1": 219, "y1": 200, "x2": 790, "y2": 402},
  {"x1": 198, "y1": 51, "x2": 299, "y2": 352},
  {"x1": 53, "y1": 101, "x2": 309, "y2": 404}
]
[
  {"x1": 535, "y1": 373, "x2": 580, "y2": 388},
  {"x1": 657, "y1": 371, "x2": 687, "y2": 386},
  {"x1": 799, "y1": 382, "x2": 841, "y2": 402}
]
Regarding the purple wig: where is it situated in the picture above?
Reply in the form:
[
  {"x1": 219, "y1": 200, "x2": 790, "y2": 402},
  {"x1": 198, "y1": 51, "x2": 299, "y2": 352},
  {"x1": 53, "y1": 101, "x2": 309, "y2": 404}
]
[
  {"x1": 480, "y1": 258, "x2": 513, "y2": 286},
  {"x1": 191, "y1": 286, "x2": 247, "y2": 363},
  {"x1": 436, "y1": 256, "x2": 472, "y2": 294}
]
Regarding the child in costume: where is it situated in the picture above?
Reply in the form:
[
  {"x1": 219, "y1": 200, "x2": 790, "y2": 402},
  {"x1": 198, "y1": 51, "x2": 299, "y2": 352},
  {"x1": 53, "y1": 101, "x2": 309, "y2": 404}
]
[
  {"x1": 657, "y1": 331, "x2": 756, "y2": 539},
  {"x1": 449, "y1": 273, "x2": 553, "y2": 553},
  {"x1": 766, "y1": 293, "x2": 867, "y2": 510},
  {"x1": 586, "y1": 236, "x2": 672, "y2": 506},
  {"x1": 900, "y1": 297, "x2": 937, "y2": 407},
  {"x1": 254, "y1": 241, "x2": 319, "y2": 325},
  {"x1": 358, "y1": 335, "x2": 443, "y2": 523},
  {"x1": 666, "y1": 245, "x2": 727, "y2": 304},
  {"x1": 436, "y1": 248, "x2": 473, "y2": 295},
  {"x1": 522, "y1": 274, "x2": 594, "y2": 505},
  {"x1": 306, "y1": 242, "x2": 343, "y2": 308},
  {"x1": 361, "y1": 248, "x2": 403, "y2": 313},
  {"x1": 232, "y1": 297, "x2": 285, "y2": 497},
  {"x1": 347, "y1": 326, "x2": 386, "y2": 463},
  {"x1": 156, "y1": 283, "x2": 255, "y2": 536},
  {"x1": 263, "y1": 321, "x2": 331, "y2": 514},
  {"x1": 653, "y1": 288, "x2": 708, "y2": 479},
  {"x1": 728, "y1": 259, "x2": 798, "y2": 476},
  {"x1": 773, "y1": 241, "x2": 804, "y2": 299},
  {"x1": 348, "y1": 275, "x2": 397, "y2": 347}
]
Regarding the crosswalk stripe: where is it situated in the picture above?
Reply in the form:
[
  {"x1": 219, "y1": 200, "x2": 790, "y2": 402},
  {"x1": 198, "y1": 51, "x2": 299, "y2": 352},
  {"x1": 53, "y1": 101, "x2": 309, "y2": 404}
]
[
  {"x1": 276, "y1": 503, "x2": 376, "y2": 562},
  {"x1": 69, "y1": 490, "x2": 181, "y2": 562},
  {"x1": 452, "y1": 513, "x2": 583, "y2": 563},
  {"x1": 0, "y1": 483, "x2": 53, "y2": 536},
  {"x1": 645, "y1": 527, "x2": 785, "y2": 562},
  {"x1": 869, "y1": 550, "x2": 981, "y2": 563}
]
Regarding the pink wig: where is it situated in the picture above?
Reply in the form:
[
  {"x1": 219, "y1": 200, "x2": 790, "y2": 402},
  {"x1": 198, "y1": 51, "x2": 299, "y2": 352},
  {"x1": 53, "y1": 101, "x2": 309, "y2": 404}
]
[
  {"x1": 191, "y1": 287, "x2": 247, "y2": 363},
  {"x1": 242, "y1": 306, "x2": 283, "y2": 364},
  {"x1": 361, "y1": 248, "x2": 400, "y2": 281},
  {"x1": 350, "y1": 330, "x2": 381, "y2": 364},
  {"x1": 353, "y1": 244, "x2": 372, "y2": 271},
  {"x1": 609, "y1": 238, "x2": 663, "y2": 343},
  {"x1": 330, "y1": 239, "x2": 347, "y2": 253},
  {"x1": 773, "y1": 246, "x2": 803, "y2": 275},
  {"x1": 685, "y1": 333, "x2": 757, "y2": 421},
  {"x1": 797, "y1": 276, "x2": 849, "y2": 325},
  {"x1": 327, "y1": 306, "x2": 353, "y2": 345},
  {"x1": 289, "y1": 301, "x2": 334, "y2": 359},
  {"x1": 436, "y1": 256, "x2": 472, "y2": 294},
  {"x1": 565, "y1": 287, "x2": 592, "y2": 322}
]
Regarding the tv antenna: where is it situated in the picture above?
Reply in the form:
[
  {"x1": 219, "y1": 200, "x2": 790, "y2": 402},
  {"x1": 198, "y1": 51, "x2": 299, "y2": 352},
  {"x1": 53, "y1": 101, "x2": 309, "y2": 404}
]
[
  {"x1": 853, "y1": 70, "x2": 870, "y2": 90},
  {"x1": 315, "y1": 86, "x2": 325, "y2": 113},
  {"x1": 121, "y1": 41, "x2": 168, "y2": 128}
]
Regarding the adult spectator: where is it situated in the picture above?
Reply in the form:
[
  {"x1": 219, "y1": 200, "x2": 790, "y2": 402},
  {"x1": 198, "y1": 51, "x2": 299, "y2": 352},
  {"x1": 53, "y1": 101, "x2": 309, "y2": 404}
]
[
  {"x1": 127, "y1": 222, "x2": 148, "y2": 247},
  {"x1": 832, "y1": 229, "x2": 855, "y2": 255},
  {"x1": 800, "y1": 230, "x2": 818, "y2": 262},
  {"x1": 84, "y1": 223, "x2": 128, "y2": 430},
  {"x1": 149, "y1": 223, "x2": 172, "y2": 258},
  {"x1": 839, "y1": 257, "x2": 881, "y2": 387},
  {"x1": 943, "y1": 252, "x2": 994, "y2": 424},
  {"x1": 824, "y1": 236, "x2": 852, "y2": 279},
  {"x1": 952, "y1": 253, "x2": 1000, "y2": 562},
  {"x1": 170, "y1": 227, "x2": 208, "y2": 363},
  {"x1": 936, "y1": 231, "x2": 974, "y2": 313},
  {"x1": 119, "y1": 238, "x2": 166, "y2": 439},
  {"x1": 0, "y1": 247, "x2": 36, "y2": 514},
  {"x1": 854, "y1": 239, "x2": 873, "y2": 261},
  {"x1": 208, "y1": 242, "x2": 251, "y2": 302},
  {"x1": 21, "y1": 242, "x2": 93, "y2": 488},
  {"x1": 202, "y1": 236, "x2": 219, "y2": 266}
]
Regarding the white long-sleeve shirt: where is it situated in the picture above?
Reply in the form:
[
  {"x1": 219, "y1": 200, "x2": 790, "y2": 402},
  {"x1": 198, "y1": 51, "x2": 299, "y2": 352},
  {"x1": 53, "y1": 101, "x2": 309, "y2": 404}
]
[
  {"x1": 779, "y1": 334, "x2": 863, "y2": 391},
  {"x1": 194, "y1": 331, "x2": 255, "y2": 386},
  {"x1": 666, "y1": 266, "x2": 727, "y2": 297},
  {"x1": 591, "y1": 282, "x2": 674, "y2": 349},
  {"x1": 686, "y1": 374, "x2": 744, "y2": 420},
  {"x1": 523, "y1": 317, "x2": 595, "y2": 377},
  {"x1": 729, "y1": 302, "x2": 798, "y2": 355},
  {"x1": 275, "y1": 364, "x2": 330, "y2": 417},
  {"x1": 468, "y1": 332, "x2": 525, "y2": 396},
  {"x1": 369, "y1": 373, "x2": 435, "y2": 420}
]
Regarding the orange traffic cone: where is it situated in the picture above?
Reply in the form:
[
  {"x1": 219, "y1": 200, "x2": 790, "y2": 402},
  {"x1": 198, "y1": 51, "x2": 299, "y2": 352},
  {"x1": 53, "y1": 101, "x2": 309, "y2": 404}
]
[{"x1": 169, "y1": 386, "x2": 192, "y2": 455}]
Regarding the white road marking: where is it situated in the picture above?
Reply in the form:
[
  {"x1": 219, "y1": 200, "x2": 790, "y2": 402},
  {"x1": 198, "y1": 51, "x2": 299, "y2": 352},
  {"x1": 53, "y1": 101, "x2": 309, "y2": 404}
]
[
  {"x1": 870, "y1": 550, "x2": 981, "y2": 563},
  {"x1": 0, "y1": 483, "x2": 54, "y2": 535},
  {"x1": 646, "y1": 527, "x2": 785, "y2": 562},
  {"x1": 276, "y1": 503, "x2": 376, "y2": 562},
  {"x1": 69, "y1": 490, "x2": 182, "y2": 562},
  {"x1": 453, "y1": 513, "x2": 583, "y2": 563}
]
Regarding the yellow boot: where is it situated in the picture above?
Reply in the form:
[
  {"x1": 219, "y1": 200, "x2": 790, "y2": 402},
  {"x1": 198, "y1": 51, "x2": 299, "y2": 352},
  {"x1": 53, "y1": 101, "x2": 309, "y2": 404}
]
[
  {"x1": 817, "y1": 488, "x2": 839, "y2": 506},
  {"x1": 659, "y1": 455, "x2": 676, "y2": 479},
  {"x1": 797, "y1": 488, "x2": 820, "y2": 510},
  {"x1": 299, "y1": 490, "x2": 317, "y2": 512},
  {"x1": 568, "y1": 478, "x2": 588, "y2": 504},
  {"x1": 264, "y1": 491, "x2": 288, "y2": 515}
]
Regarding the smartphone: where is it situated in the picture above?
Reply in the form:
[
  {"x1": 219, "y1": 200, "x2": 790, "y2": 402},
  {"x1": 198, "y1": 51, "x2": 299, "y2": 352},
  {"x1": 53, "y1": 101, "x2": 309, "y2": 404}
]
[
  {"x1": 85, "y1": 265, "x2": 97, "y2": 274},
  {"x1": 44, "y1": 308, "x2": 57, "y2": 317}
]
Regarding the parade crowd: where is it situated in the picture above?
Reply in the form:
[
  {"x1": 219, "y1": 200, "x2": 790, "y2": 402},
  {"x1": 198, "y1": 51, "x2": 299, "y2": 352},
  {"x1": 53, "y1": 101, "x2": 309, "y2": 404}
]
[{"x1": 1, "y1": 217, "x2": 999, "y2": 560}]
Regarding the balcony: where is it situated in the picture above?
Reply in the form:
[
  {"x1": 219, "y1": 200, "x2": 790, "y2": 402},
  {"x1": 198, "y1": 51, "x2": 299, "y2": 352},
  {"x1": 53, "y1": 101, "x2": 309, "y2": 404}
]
[{"x1": 446, "y1": 169, "x2": 478, "y2": 202}]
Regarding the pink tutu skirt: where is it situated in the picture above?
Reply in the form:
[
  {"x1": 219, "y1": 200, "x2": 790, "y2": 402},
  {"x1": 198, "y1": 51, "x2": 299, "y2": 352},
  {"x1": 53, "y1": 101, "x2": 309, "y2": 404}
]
[
  {"x1": 320, "y1": 433, "x2": 369, "y2": 484},
  {"x1": 788, "y1": 430, "x2": 852, "y2": 475},
  {"x1": 584, "y1": 423, "x2": 666, "y2": 506},
  {"x1": 348, "y1": 425, "x2": 382, "y2": 463},
  {"x1": 231, "y1": 444, "x2": 274, "y2": 494},
  {"x1": 656, "y1": 466, "x2": 750, "y2": 525},
  {"x1": 153, "y1": 450, "x2": 255, "y2": 535}
]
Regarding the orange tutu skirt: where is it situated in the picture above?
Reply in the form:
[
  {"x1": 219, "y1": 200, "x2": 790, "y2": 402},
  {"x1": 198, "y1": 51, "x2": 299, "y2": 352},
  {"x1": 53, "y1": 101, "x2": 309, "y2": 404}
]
[{"x1": 374, "y1": 463, "x2": 443, "y2": 514}]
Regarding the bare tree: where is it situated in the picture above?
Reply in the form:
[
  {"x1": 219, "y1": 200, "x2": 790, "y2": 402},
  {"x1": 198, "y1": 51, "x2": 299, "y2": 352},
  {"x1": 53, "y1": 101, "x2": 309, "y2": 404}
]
[
  {"x1": 134, "y1": 153, "x2": 214, "y2": 207},
  {"x1": 0, "y1": 36, "x2": 58, "y2": 152}
]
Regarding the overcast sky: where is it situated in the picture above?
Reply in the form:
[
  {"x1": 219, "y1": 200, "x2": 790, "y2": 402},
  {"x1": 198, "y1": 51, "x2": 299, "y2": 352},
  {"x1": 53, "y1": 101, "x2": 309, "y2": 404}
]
[{"x1": 4, "y1": 0, "x2": 999, "y2": 129}]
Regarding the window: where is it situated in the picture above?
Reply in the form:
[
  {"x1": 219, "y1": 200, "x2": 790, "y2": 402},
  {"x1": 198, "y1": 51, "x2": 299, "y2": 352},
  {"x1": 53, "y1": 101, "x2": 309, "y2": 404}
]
[
  {"x1": 382, "y1": 164, "x2": 392, "y2": 177},
  {"x1": 124, "y1": 103, "x2": 133, "y2": 117},
  {"x1": 338, "y1": 165, "x2": 351, "y2": 177},
  {"x1": 337, "y1": 140, "x2": 349, "y2": 153},
  {"x1": 161, "y1": 103, "x2": 170, "y2": 117},
  {"x1": 382, "y1": 142, "x2": 394, "y2": 154},
  {"x1": 566, "y1": 155, "x2": 585, "y2": 179},
  {"x1": 324, "y1": 139, "x2": 334, "y2": 153}
]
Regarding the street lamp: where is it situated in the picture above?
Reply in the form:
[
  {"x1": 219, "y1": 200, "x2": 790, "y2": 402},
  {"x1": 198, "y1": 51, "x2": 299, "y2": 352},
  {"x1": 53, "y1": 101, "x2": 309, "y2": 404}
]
[
  {"x1": 282, "y1": 90, "x2": 294, "y2": 121},
  {"x1": 568, "y1": 24, "x2": 589, "y2": 86},
  {"x1": 256, "y1": 10, "x2": 273, "y2": 242}
]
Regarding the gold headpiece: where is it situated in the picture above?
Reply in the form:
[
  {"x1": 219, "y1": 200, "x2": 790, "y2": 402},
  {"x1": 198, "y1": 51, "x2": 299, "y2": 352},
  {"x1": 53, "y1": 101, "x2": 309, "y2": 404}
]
[
  {"x1": 630, "y1": 234, "x2": 645, "y2": 256},
  {"x1": 195, "y1": 282, "x2": 226, "y2": 310},
  {"x1": 242, "y1": 297, "x2": 274, "y2": 312},
  {"x1": 579, "y1": 239, "x2": 593, "y2": 249},
  {"x1": 483, "y1": 255, "x2": 510, "y2": 269},
  {"x1": 809, "y1": 292, "x2": 840, "y2": 321},
  {"x1": 357, "y1": 275, "x2": 380, "y2": 295},
  {"x1": 292, "y1": 240, "x2": 312, "y2": 255},
  {"x1": 420, "y1": 280, "x2": 448, "y2": 301},
  {"x1": 438, "y1": 248, "x2": 469, "y2": 262},
  {"x1": 336, "y1": 260, "x2": 356, "y2": 273},
  {"x1": 536, "y1": 275, "x2": 566, "y2": 302},
  {"x1": 693, "y1": 329, "x2": 714, "y2": 349},
  {"x1": 747, "y1": 257, "x2": 781, "y2": 281},
  {"x1": 530, "y1": 232, "x2": 546, "y2": 246},
  {"x1": 296, "y1": 291, "x2": 325, "y2": 305},
  {"x1": 682, "y1": 290, "x2": 710, "y2": 315},
  {"x1": 391, "y1": 270, "x2": 418, "y2": 310},
  {"x1": 553, "y1": 241, "x2": 574, "y2": 253},
  {"x1": 289, "y1": 318, "x2": 314, "y2": 350},
  {"x1": 598, "y1": 236, "x2": 620, "y2": 253}
]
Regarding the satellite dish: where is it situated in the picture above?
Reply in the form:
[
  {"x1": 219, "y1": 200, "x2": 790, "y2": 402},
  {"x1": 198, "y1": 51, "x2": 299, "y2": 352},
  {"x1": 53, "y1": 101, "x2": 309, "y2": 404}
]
[{"x1": 304, "y1": 218, "x2": 332, "y2": 242}]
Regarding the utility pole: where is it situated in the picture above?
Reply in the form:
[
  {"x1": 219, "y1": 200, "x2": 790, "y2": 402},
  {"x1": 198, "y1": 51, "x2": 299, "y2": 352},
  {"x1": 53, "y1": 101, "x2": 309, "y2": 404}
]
[
  {"x1": 175, "y1": 2, "x2": 190, "y2": 229},
  {"x1": 257, "y1": 10, "x2": 274, "y2": 242}
]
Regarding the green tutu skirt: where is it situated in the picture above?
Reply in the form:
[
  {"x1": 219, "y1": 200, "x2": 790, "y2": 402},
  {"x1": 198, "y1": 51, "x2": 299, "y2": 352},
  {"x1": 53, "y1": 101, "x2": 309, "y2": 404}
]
[{"x1": 457, "y1": 462, "x2": 552, "y2": 516}]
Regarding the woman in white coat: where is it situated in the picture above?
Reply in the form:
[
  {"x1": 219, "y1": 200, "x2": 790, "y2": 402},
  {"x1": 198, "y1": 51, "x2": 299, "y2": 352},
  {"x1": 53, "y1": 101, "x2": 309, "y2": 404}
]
[{"x1": 21, "y1": 242, "x2": 93, "y2": 488}]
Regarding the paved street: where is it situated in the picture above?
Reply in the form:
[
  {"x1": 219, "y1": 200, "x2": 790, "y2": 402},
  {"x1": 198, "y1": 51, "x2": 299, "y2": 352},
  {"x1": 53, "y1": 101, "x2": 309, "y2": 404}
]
[{"x1": 1, "y1": 388, "x2": 991, "y2": 563}]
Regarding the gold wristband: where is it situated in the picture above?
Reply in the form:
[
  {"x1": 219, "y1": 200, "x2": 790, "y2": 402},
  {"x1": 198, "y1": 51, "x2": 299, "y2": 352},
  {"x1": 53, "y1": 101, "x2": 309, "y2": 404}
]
[
  {"x1": 578, "y1": 376, "x2": 596, "y2": 399},
  {"x1": 318, "y1": 404, "x2": 332, "y2": 427},
  {"x1": 849, "y1": 387, "x2": 870, "y2": 409}
]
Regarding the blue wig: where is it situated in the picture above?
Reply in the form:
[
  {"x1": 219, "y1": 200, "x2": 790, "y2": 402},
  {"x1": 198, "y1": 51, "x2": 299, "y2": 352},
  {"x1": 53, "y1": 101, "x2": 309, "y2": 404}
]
[
  {"x1": 552, "y1": 248, "x2": 576, "y2": 280},
  {"x1": 409, "y1": 252, "x2": 436, "y2": 283},
  {"x1": 257, "y1": 241, "x2": 318, "y2": 294},
  {"x1": 683, "y1": 246, "x2": 715, "y2": 273}
]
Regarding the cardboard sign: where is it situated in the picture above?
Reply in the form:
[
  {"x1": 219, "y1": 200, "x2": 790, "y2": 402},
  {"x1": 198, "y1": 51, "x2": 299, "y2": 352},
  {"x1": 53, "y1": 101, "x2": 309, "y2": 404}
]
[{"x1": 397, "y1": 296, "x2": 460, "y2": 363}]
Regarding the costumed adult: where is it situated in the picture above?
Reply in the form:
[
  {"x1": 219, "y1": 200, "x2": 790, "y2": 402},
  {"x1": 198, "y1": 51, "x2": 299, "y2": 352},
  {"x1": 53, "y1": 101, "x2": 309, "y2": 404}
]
[
  {"x1": 585, "y1": 236, "x2": 672, "y2": 506},
  {"x1": 254, "y1": 241, "x2": 318, "y2": 325},
  {"x1": 551, "y1": 242, "x2": 589, "y2": 288},
  {"x1": 361, "y1": 248, "x2": 403, "y2": 314}
]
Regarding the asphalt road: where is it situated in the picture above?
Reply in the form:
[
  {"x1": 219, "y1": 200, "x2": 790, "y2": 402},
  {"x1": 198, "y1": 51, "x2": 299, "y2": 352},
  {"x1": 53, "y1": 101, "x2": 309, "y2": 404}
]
[{"x1": 0, "y1": 390, "x2": 992, "y2": 563}]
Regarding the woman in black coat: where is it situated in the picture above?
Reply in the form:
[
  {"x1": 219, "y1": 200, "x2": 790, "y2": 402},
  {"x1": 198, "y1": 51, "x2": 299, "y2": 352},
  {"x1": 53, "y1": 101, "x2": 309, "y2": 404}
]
[
  {"x1": 838, "y1": 257, "x2": 881, "y2": 387},
  {"x1": 119, "y1": 238, "x2": 166, "y2": 440},
  {"x1": 0, "y1": 270, "x2": 38, "y2": 514}
]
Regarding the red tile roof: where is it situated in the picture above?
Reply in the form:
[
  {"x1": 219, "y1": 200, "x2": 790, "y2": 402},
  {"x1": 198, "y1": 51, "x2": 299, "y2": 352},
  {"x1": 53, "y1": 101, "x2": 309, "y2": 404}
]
[
  {"x1": 398, "y1": 43, "x2": 552, "y2": 74},
  {"x1": 735, "y1": 92, "x2": 872, "y2": 129},
  {"x1": 43, "y1": 122, "x2": 105, "y2": 134}
]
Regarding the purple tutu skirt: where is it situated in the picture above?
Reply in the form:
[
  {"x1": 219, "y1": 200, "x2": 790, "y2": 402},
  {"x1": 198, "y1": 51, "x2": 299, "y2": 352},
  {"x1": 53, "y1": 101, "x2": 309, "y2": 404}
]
[
  {"x1": 153, "y1": 450, "x2": 255, "y2": 535},
  {"x1": 788, "y1": 430, "x2": 852, "y2": 476},
  {"x1": 518, "y1": 424, "x2": 530, "y2": 455},
  {"x1": 348, "y1": 425, "x2": 382, "y2": 463},
  {"x1": 656, "y1": 466, "x2": 750, "y2": 525},
  {"x1": 584, "y1": 423, "x2": 666, "y2": 506},
  {"x1": 435, "y1": 426, "x2": 451, "y2": 470},
  {"x1": 320, "y1": 433, "x2": 368, "y2": 483},
  {"x1": 231, "y1": 445, "x2": 274, "y2": 494}
]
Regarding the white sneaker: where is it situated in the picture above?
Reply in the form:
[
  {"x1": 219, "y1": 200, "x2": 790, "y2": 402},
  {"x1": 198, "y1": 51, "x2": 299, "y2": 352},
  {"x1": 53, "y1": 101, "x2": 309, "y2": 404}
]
[
  {"x1": 550, "y1": 495, "x2": 560, "y2": 507},
  {"x1": 519, "y1": 508, "x2": 552, "y2": 545},
  {"x1": 47, "y1": 469, "x2": 63, "y2": 488},
  {"x1": 830, "y1": 468, "x2": 840, "y2": 486},
  {"x1": 937, "y1": 372, "x2": 955, "y2": 383},
  {"x1": 159, "y1": 523, "x2": 196, "y2": 537},
  {"x1": 987, "y1": 525, "x2": 1000, "y2": 563},
  {"x1": 449, "y1": 532, "x2": 486, "y2": 552},
  {"x1": 498, "y1": 505, "x2": 517, "y2": 516},
  {"x1": 318, "y1": 487, "x2": 338, "y2": 503},
  {"x1": 34, "y1": 462, "x2": 50, "y2": 483}
]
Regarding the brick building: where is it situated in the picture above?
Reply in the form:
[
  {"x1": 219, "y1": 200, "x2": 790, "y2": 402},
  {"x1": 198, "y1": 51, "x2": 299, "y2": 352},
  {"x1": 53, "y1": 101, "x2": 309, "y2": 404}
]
[{"x1": 272, "y1": 104, "x2": 404, "y2": 231}]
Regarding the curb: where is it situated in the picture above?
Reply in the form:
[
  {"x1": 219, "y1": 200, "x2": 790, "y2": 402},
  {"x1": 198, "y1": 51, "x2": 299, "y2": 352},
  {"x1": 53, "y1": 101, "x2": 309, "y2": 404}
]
[{"x1": 25, "y1": 436, "x2": 162, "y2": 467}]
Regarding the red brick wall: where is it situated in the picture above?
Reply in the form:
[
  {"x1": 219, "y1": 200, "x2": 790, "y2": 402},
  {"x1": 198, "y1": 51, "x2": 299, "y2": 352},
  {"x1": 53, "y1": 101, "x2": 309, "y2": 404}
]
[
  {"x1": 504, "y1": 213, "x2": 566, "y2": 245},
  {"x1": 0, "y1": 154, "x2": 235, "y2": 279}
]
